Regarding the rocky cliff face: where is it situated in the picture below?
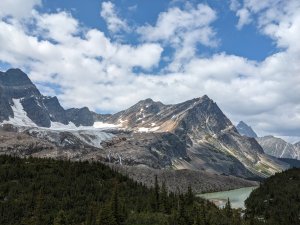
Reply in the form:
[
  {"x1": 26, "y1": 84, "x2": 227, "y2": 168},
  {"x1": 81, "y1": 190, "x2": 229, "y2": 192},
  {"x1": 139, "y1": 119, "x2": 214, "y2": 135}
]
[
  {"x1": 0, "y1": 127, "x2": 258, "y2": 193},
  {"x1": 66, "y1": 107, "x2": 94, "y2": 126},
  {"x1": 101, "y1": 96, "x2": 286, "y2": 177},
  {"x1": 234, "y1": 121, "x2": 300, "y2": 160},
  {"x1": 0, "y1": 68, "x2": 93, "y2": 127},
  {"x1": 256, "y1": 136, "x2": 300, "y2": 160},
  {"x1": 236, "y1": 121, "x2": 258, "y2": 138}
]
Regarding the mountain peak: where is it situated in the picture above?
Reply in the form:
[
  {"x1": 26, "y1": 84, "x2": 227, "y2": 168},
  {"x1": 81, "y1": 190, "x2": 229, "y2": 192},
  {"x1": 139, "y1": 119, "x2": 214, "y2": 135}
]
[
  {"x1": 236, "y1": 121, "x2": 258, "y2": 138},
  {"x1": 1, "y1": 68, "x2": 33, "y2": 86},
  {"x1": 201, "y1": 94, "x2": 210, "y2": 101},
  {"x1": 190, "y1": 95, "x2": 212, "y2": 103},
  {"x1": 138, "y1": 98, "x2": 155, "y2": 104}
]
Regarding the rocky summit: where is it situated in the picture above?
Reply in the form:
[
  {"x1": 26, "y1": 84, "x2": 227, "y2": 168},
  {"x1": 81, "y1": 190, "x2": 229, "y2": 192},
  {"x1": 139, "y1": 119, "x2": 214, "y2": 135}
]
[
  {"x1": 101, "y1": 96, "x2": 287, "y2": 178},
  {"x1": 0, "y1": 68, "x2": 94, "y2": 127},
  {"x1": 236, "y1": 121, "x2": 258, "y2": 138},
  {"x1": 0, "y1": 68, "x2": 289, "y2": 192}
]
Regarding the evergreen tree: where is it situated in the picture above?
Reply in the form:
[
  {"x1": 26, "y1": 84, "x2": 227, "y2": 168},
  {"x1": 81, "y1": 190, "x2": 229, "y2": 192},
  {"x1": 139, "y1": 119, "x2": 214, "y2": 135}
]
[
  {"x1": 53, "y1": 210, "x2": 68, "y2": 225},
  {"x1": 186, "y1": 185, "x2": 194, "y2": 205},
  {"x1": 110, "y1": 183, "x2": 123, "y2": 225},
  {"x1": 98, "y1": 204, "x2": 117, "y2": 225},
  {"x1": 160, "y1": 181, "x2": 169, "y2": 213},
  {"x1": 224, "y1": 198, "x2": 233, "y2": 218},
  {"x1": 151, "y1": 175, "x2": 160, "y2": 212},
  {"x1": 86, "y1": 205, "x2": 97, "y2": 225}
]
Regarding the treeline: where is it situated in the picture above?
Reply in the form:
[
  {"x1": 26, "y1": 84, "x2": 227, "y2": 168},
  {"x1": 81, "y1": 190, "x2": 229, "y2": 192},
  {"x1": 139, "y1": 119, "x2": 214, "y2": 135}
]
[
  {"x1": 0, "y1": 155, "x2": 292, "y2": 225},
  {"x1": 245, "y1": 167, "x2": 300, "y2": 225}
]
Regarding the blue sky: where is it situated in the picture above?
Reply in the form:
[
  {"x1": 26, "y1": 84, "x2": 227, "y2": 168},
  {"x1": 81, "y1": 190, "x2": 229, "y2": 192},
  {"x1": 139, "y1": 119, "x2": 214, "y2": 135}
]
[
  {"x1": 0, "y1": 0, "x2": 299, "y2": 139},
  {"x1": 40, "y1": 0, "x2": 275, "y2": 61}
]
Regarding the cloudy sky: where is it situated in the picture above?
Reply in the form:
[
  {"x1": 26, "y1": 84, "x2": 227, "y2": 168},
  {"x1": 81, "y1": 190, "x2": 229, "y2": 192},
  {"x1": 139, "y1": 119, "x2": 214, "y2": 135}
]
[{"x1": 0, "y1": 0, "x2": 299, "y2": 140}]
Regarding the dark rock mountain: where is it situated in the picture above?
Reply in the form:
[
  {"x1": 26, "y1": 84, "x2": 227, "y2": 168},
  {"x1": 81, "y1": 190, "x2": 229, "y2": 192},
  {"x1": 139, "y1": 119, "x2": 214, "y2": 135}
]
[
  {"x1": 43, "y1": 96, "x2": 69, "y2": 125},
  {"x1": 92, "y1": 111, "x2": 111, "y2": 122},
  {"x1": 256, "y1": 136, "x2": 300, "y2": 160},
  {"x1": 0, "y1": 68, "x2": 41, "y2": 98},
  {"x1": 66, "y1": 107, "x2": 94, "y2": 126},
  {"x1": 236, "y1": 121, "x2": 258, "y2": 138},
  {"x1": 0, "y1": 68, "x2": 93, "y2": 127}
]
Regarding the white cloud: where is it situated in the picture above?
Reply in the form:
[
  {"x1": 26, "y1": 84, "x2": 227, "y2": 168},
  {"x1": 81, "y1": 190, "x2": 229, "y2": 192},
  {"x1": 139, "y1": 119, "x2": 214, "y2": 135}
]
[
  {"x1": 0, "y1": 0, "x2": 41, "y2": 19},
  {"x1": 236, "y1": 8, "x2": 251, "y2": 29},
  {"x1": 138, "y1": 4, "x2": 218, "y2": 71},
  {"x1": 229, "y1": 0, "x2": 240, "y2": 11},
  {"x1": 35, "y1": 11, "x2": 79, "y2": 43},
  {"x1": 100, "y1": 1, "x2": 129, "y2": 33}
]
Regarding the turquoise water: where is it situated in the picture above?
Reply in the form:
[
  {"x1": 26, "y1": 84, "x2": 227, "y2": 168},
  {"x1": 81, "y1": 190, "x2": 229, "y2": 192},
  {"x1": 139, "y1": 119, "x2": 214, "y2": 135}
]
[{"x1": 198, "y1": 186, "x2": 257, "y2": 209}]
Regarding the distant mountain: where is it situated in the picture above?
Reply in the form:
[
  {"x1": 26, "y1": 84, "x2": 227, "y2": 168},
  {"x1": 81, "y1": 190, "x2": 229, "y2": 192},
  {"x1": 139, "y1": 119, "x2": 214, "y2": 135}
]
[
  {"x1": 236, "y1": 121, "x2": 257, "y2": 138},
  {"x1": 256, "y1": 136, "x2": 300, "y2": 160},
  {"x1": 0, "y1": 68, "x2": 93, "y2": 127},
  {"x1": 235, "y1": 120, "x2": 300, "y2": 160}
]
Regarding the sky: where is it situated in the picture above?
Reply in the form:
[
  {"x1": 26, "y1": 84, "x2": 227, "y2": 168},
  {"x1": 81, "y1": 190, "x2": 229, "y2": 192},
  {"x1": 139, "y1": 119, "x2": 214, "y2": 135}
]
[{"x1": 0, "y1": 0, "x2": 299, "y2": 140}]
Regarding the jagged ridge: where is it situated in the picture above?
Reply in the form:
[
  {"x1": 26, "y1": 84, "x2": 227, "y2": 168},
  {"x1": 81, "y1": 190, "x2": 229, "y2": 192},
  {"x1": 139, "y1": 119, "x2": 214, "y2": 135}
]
[{"x1": 0, "y1": 68, "x2": 93, "y2": 127}]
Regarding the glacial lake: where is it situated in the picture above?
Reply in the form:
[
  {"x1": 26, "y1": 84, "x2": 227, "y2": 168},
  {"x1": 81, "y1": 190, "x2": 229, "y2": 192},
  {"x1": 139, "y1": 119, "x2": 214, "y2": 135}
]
[{"x1": 198, "y1": 186, "x2": 257, "y2": 209}]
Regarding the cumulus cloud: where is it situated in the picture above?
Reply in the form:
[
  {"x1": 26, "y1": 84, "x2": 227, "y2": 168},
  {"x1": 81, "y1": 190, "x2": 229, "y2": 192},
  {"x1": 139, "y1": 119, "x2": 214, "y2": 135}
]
[
  {"x1": 0, "y1": 1, "x2": 299, "y2": 138},
  {"x1": 138, "y1": 4, "x2": 218, "y2": 71},
  {"x1": 236, "y1": 8, "x2": 252, "y2": 29},
  {"x1": 35, "y1": 11, "x2": 80, "y2": 43},
  {"x1": 0, "y1": 0, "x2": 41, "y2": 19},
  {"x1": 100, "y1": 1, "x2": 129, "y2": 33}
]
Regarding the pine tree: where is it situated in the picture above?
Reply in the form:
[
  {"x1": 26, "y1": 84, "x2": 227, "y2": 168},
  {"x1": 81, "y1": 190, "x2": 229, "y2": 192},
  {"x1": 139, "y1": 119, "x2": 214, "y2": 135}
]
[
  {"x1": 53, "y1": 210, "x2": 68, "y2": 225},
  {"x1": 186, "y1": 185, "x2": 194, "y2": 205},
  {"x1": 86, "y1": 205, "x2": 96, "y2": 225},
  {"x1": 224, "y1": 198, "x2": 233, "y2": 218},
  {"x1": 151, "y1": 175, "x2": 160, "y2": 212},
  {"x1": 98, "y1": 204, "x2": 117, "y2": 225},
  {"x1": 177, "y1": 195, "x2": 187, "y2": 225},
  {"x1": 110, "y1": 184, "x2": 123, "y2": 225},
  {"x1": 160, "y1": 181, "x2": 169, "y2": 213},
  {"x1": 32, "y1": 189, "x2": 44, "y2": 225}
]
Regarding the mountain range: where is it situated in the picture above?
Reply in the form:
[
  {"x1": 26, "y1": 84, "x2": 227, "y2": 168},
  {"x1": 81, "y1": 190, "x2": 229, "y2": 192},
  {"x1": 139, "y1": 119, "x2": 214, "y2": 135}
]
[
  {"x1": 0, "y1": 68, "x2": 290, "y2": 192},
  {"x1": 236, "y1": 120, "x2": 300, "y2": 160}
]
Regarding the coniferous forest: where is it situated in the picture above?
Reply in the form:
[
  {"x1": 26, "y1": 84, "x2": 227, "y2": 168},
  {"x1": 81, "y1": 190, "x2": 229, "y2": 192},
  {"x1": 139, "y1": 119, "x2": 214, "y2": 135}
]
[
  {"x1": 0, "y1": 155, "x2": 299, "y2": 225},
  {"x1": 245, "y1": 168, "x2": 300, "y2": 225}
]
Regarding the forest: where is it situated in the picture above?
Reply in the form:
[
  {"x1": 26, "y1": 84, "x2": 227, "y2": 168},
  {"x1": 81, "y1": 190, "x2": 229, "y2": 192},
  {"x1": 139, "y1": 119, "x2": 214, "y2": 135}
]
[
  {"x1": 245, "y1": 167, "x2": 300, "y2": 225},
  {"x1": 0, "y1": 155, "x2": 298, "y2": 225}
]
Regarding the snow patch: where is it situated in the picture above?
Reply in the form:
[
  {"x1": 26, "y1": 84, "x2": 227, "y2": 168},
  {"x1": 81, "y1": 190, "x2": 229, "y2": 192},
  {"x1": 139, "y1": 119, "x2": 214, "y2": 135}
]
[
  {"x1": 93, "y1": 121, "x2": 119, "y2": 129},
  {"x1": 138, "y1": 126, "x2": 160, "y2": 132},
  {"x1": 3, "y1": 99, "x2": 37, "y2": 127},
  {"x1": 50, "y1": 121, "x2": 78, "y2": 130}
]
